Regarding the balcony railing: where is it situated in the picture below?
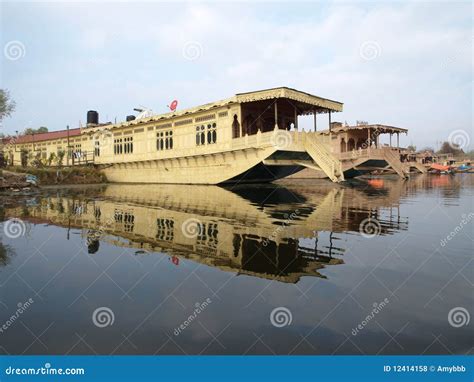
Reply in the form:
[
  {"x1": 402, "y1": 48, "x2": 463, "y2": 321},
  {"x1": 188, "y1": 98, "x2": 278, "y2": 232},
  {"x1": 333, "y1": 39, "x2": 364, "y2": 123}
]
[{"x1": 336, "y1": 147, "x2": 400, "y2": 161}]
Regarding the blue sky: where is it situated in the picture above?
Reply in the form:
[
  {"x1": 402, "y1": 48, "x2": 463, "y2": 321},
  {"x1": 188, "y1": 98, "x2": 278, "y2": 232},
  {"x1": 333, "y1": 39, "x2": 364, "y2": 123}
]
[{"x1": 1, "y1": 1, "x2": 472, "y2": 150}]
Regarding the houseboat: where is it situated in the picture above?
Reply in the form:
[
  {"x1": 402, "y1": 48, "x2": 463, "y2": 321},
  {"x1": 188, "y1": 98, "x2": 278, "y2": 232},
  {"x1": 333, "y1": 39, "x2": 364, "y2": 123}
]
[{"x1": 2, "y1": 87, "x2": 417, "y2": 184}]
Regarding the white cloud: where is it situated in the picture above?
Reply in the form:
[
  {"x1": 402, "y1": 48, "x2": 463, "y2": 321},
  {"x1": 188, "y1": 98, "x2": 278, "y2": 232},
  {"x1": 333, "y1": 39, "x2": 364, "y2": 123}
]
[{"x1": 2, "y1": 1, "x2": 472, "y2": 149}]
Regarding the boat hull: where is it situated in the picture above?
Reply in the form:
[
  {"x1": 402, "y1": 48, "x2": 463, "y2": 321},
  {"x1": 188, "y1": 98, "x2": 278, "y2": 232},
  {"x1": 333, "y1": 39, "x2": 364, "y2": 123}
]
[{"x1": 100, "y1": 147, "x2": 303, "y2": 184}]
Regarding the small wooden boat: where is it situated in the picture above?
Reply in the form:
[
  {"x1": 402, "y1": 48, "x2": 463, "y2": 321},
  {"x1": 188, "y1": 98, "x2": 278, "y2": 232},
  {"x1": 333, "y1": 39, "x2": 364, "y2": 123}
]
[
  {"x1": 456, "y1": 164, "x2": 473, "y2": 173},
  {"x1": 429, "y1": 163, "x2": 455, "y2": 175}
]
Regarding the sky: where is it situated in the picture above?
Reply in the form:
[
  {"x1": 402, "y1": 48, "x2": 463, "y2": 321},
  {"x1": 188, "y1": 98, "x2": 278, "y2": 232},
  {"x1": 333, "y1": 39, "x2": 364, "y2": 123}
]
[{"x1": 0, "y1": 1, "x2": 472, "y2": 150}]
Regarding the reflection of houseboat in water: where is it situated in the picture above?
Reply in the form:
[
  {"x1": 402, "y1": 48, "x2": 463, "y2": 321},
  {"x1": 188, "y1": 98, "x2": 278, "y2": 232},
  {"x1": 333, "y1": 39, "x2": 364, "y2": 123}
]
[
  {"x1": 3, "y1": 182, "x2": 408, "y2": 283},
  {"x1": 3, "y1": 87, "x2": 424, "y2": 184}
]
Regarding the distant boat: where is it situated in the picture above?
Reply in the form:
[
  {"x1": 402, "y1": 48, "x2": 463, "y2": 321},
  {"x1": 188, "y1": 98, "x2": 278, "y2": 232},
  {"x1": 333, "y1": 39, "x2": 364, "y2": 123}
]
[
  {"x1": 456, "y1": 164, "x2": 473, "y2": 173},
  {"x1": 429, "y1": 163, "x2": 454, "y2": 175}
]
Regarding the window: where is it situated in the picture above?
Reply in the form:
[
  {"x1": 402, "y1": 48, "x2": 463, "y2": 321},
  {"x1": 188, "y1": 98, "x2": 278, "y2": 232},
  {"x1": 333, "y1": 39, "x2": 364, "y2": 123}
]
[
  {"x1": 157, "y1": 130, "x2": 173, "y2": 151},
  {"x1": 73, "y1": 144, "x2": 82, "y2": 158},
  {"x1": 124, "y1": 136, "x2": 133, "y2": 154},
  {"x1": 156, "y1": 219, "x2": 174, "y2": 241},
  {"x1": 94, "y1": 141, "x2": 100, "y2": 157},
  {"x1": 207, "y1": 123, "x2": 217, "y2": 144},
  {"x1": 196, "y1": 123, "x2": 217, "y2": 146},
  {"x1": 196, "y1": 125, "x2": 205, "y2": 146},
  {"x1": 114, "y1": 138, "x2": 123, "y2": 155}
]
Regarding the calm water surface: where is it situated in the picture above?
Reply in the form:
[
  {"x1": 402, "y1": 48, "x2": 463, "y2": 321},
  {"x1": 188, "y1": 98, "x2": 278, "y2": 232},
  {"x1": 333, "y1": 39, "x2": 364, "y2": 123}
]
[{"x1": 0, "y1": 174, "x2": 472, "y2": 355}]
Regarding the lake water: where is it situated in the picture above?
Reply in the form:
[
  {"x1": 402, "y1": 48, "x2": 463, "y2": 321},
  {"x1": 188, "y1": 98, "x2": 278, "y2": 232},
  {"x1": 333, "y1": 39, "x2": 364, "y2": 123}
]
[{"x1": 0, "y1": 174, "x2": 472, "y2": 355}]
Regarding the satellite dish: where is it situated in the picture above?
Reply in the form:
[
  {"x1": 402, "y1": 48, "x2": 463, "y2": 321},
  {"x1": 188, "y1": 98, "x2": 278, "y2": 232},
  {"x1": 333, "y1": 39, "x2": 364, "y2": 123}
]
[
  {"x1": 134, "y1": 107, "x2": 154, "y2": 119},
  {"x1": 168, "y1": 100, "x2": 178, "y2": 112}
]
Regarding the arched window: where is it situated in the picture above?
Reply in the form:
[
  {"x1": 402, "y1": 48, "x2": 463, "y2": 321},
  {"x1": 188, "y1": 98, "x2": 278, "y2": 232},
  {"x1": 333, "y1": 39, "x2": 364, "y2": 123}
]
[{"x1": 232, "y1": 115, "x2": 240, "y2": 138}]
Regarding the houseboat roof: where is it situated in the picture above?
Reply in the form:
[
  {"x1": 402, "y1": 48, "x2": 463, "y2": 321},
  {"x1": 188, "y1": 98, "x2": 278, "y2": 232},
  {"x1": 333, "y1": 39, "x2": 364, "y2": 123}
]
[
  {"x1": 83, "y1": 87, "x2": 343, "y2": 133},
  {"x1": 327, "y1": 124, "x2": 408, "y2": 134},
  {"x1": 5, "y1": 128, "x2": 82, "y2": 145}
]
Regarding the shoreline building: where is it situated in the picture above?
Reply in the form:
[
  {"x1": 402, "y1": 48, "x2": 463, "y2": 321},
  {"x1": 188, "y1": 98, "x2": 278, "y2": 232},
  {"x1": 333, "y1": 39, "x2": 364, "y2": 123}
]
[{"x1": 2, "y1": 87, "x2": 422, "y2": 183}]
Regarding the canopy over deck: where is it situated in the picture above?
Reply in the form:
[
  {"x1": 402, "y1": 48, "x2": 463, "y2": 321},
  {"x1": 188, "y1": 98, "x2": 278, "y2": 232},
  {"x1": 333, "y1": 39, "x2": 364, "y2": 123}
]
[
  {"x1": 327, "y1": 123, "x2": 407, "y2": 135},
  {"x1": 236, "y1": 87, "x2": 343, "y2": 115}
]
